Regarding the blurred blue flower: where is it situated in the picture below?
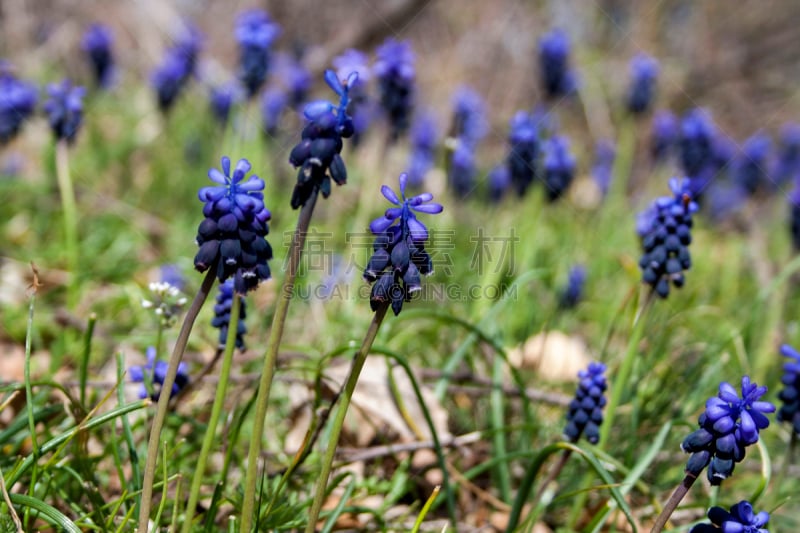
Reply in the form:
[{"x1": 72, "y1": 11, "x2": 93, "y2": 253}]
[
  {"x1": 129, "y1": 347, "x2": 189, "y2": 401},
  {"x1": 538, "y1": 28, "x2": 577, "y2": 99},
  {"x1": 690, "y1": 501, "x2": 769, "y2": 533},
  {"x1": 288, "y1": 70, "x2": 356, "y2": 208},
  {"x1": 151, "y1": 25, "x2": 201, "y2": 113},
  {"x1": 194, "y1": 156, "x2": 273, "y2": 293},
  {"x1": 591, "y1": 139, "x2": 615, "y2": 198},
  {"x1": 680, "y1": 108, "x2": 715, "y2": 180},
  {"x1": 777, "y1": 344, "x2": 800, "y2": 436},
  {"x1": 772, "y1": 123, "x2": 800, "y2": 189},
  {"x1": 0, "y1": 65, "x2": 37, "y2": 145},
  {"x1": 211, "y1": 279, "x2": 247, "y2": 350},
  {"x1": 159, "y1": 264, "x2": 186, "y2": 291},
  {"x1": 734, "y1": 131, "x2": 771, "y2": 196},
  {"x1": 236, "y1": 9, "x2": 281, "y2": 97},
  {"x1": 81, "y1": 24, "x2": 114, "y2": 88},
  {"x1": 448, "y1": 141, "x2": 476, "y2": 199},
  {"x1": 790, "y1": 181, "x2": 800, "y2": 250},
  {"x1": 560, "y1": 264, "x2": 587, "y2": 309},
  {"x1": 638, "y1": 178, "x2": 696, "y2": 298},
  {"x1": 681, "y1": 376, "x2": 775, "y2": 485},
  {"x1": 407, "y1": 111, "x2": 438, "y2": 188},
  {"x1": 260, "y1": 87, "x2": 288, "y2": 136},
  {"x1": 564, "y1": 362, "x2": 607, "y2": 444},
  {"x1": 507, "y1": 111, "x2": 539, "y2": 197},
  {"x1": 209, "y1": 82, "x2": 242, "y2": 125},
  {"x1": 650, "y1": 110, "x2": 677, "y2": 163},
  {"x1": 626, "y1": 53, "x2": 658, "y2": 114},
  {"x1": 365, "y1": 173, "x2": 442, "y2": 315},
  {"x1": 276, "y1": 52, "x2": 311, "y2": 108},
  {"x1": 450, "y1": 86, "x2": 488, "y2": 147},
  {"x1": 487, "y1": 164, "x2": 511, "y2": 203},
  {"x1": 374, "y1": 38, "x2": 415, "y2": 140},
  {"x1": 543, "y1": 135, "x2": 576, "y2": 202},
  {"x1": 43, "y1": 80, "x2": 85, "y2": 143}
]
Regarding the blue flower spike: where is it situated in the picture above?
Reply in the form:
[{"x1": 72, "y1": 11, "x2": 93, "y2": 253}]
[
  {"x1": 365, "y1": 173, "x2": 443, "y2": 315},
  {"x1": 690, "y1": 500, "x2": 769, "y2": 533}
]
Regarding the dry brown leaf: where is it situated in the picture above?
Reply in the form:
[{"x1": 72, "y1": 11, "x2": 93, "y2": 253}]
[{"x1": 507, "y1": 330, "x2": 592, "y2": 381}]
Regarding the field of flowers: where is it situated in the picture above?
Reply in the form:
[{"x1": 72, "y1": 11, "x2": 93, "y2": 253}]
[{"x1": 1, "y1": 1, "x2": 800, "y2": 531}]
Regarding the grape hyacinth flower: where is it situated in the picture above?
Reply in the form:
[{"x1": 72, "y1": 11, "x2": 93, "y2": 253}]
[
  {"x1": 680, "y1": 108, "x2": 715, "y2": 180},
  {"x1": 261, "y1": 87, "x2": 288, "y2": 136},
  {"x1": 150, "y1": 23, "x2": 202, "y2": 113},
  {"x1": 194, "y1": 156, "x2": 273, "y2": 294},
  {"x1": 209, "y1": 83, "x2": 241, "y2": 125},
  {"x1": 277, "y1": 52, "x2": 311, "y2": 108},
  {"x1": 81, "y1": 24, "x2": 114, "y2": 88},
  {"x1": 559, "y1": 264, "x2": 587, "y2": 309},
  {"x1": 690, "y1": 501, "x2": 769, "y2": 533},
  {"x1": 591, "y1": 139, "x2": 615, "y2": 198},
  {"x1": 681, "y1": 376, "x2": 775, "y2": 485},
  {"x1": 235, "y1": 9, "x2": 281, "y2": 98},
  {"x1": 542, "y1": 135, "x2": 576, "y2": 202},
  {"x1": 507, "y1": 111, "x2": 539, "y2": 197},
  {"x1": 407, "y1": 111, "x2": 438, "y2": 188},
  {"x1": 449, "y1": 86, "x2": 488, "y2": 147},
  {"x1": 777, "y1": 344, "x2": 800, "y2": 435},
  {"x1": 772, "y1": 123, "x2": 800, "y2": 188},
  {"x1": 538, "y1": 28, "x2": 577, "y2": 100},
  {"x1": 129, "y1": 347, "x2": 190, "y2": 401},
  {"x1": 288, "y1": 70, "x2": 356, "y2": 209},
  {"x1": 650, "y1": 110, "x2": 678, "y2": 164},
  {"x1": 626, "y1": 53, "x2": 659, "y2": 115},
  {"x1": 790, "y1": 181, "x2": 800, "y2": 251},
  {"x1": 374, "y1": 38, "x2": 415, "y2": 141},
  {"x1": 333, "y1": 48, "x2": 372, "y2": 144},
  {"x1": 448, "y1": 142, "x2": 477, "y2": 199},
  {"x1": 637, "y1": 178, "x2": 697, "y2": 298},
  {"x1": 211, "y1": 280, "x2": 247, "y2": 350},
  {"x1": 365, "y1": 173, "x2": 442, "y2": 315},
  {"x1": 0, "y1": 65, "x2": 37, "y2": 145},
  {"x1": 734, "y1": 132, "x2": 771, "y2": 196},
  {"x1": 488, "y1": 164, "x2": 511, "y2": 203},
  {"x1": 564, "y1": 362, "x2": 607, "y2": 444},
  {"x1": 43, "y1": 80, "x2": 86, "y2": 143},
  {"x1": 141, "y1": 281, "x2": 187, "y2": 327}
]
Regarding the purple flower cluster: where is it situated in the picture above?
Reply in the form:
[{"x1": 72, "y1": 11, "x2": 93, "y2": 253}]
[
  {"x1": 507, "y1": 111, "x2": 539, "y2": 197},
  {"x1": 288, "y1": 70, "x2": 356, "y2": 209},
  {"x1": 364, "y1": 173, "x2": 442, "y2": 315},
  {"x1": 542, "y1": 135, "x2": 576, "y2": 202},
  {"x1": 211, "y1": 280, "x2": 247, "y2": 350},
  {"x1": 194, "y1": 157, "x2": 273, "y2": 294},
  {"x1": 130, "y1": 347, "x2": 190, "y2": 401},
  {"x1": 81, "y1": 24, "x2": 114, "y2": 88},
  {"x1": 626, "y1": 53, "x2": 658, "y2": 114},
  {"x1": 560, "y1": 264, "x2": 587, "y2": 309},
  {"x1": 777, "y1": 344, "x2": 800, "y2": 436},
  {"x1": 0, "y1": 65, "x2": 37, "y2": 144},
  {"x1": 235, "y1": 9, "x2": 281, "y2": 98},
  {"x1": 690, "y1": 501, "x2": 769, "y2": 533},
  {"x1": 681, "y1": 377, "x2": 775, "y2": 485},
  {"x1": 374, "y1": 38, "x2": 415, "y2": 141},
  {"x1": 650, "y1": 110, "x2": 678, "y2": 164},
  {"x1": 564, "y1": 362, "x2": 607, "y2": 444},
  {"x1": 538, "y1": 29, "x2": 577, "y2": 100},
  {"x1": 447, "y1": 86, "x2": 487, "y2": 198},
  {"x1": 151, "y1": 23, "x2": 203, "y2": 112},
  {"x1": 43, "y1": 80, "x2": 86, "y2": 143}
]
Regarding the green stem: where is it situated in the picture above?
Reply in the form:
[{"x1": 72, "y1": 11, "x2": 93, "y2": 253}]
[
  {"x1": 183, "y1": 295, "x2": 241, "y2": 532},
  {"x1": 79, "y1": 313, "x2": 97, "y2": 408},
  {"x1": 55, "y1": 140, "x2": 79, "y2": 308},
  {"x1": 115, "y1": 352, "x2": 141, "y2": 519},
  {"x1": 24, "y1": 276, "x2": 40, "y2": 455},
  {"x1": 137, "y1": 267, "x2": 217, "y2": 532},
  {"x1": 651, "y1": 473, "x2": 697, "y2": 533},
  {"x1": 304, "y1": 303, "x2": 390, "y2": 533},
  {"x1": 240, "y1": 188, "x2": 319, "y2": 532},
  {"x1": 532, "y1": 448, "x2": 573, "y2": 508}
]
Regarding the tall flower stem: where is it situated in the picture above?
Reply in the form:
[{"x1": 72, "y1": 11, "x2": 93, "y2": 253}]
[
  {"x1": 182, "y1": 296, "x2": 241, "y2": 533},
  {"x1": 55, "y1": 140, "x2": 79, "y2": 308},
  {"x1": 531, "y1": 449, "x2": 572, "y2": 507},
  {"x1": 651, "y1": 472, "x2": 697, "y2": 533},
  {"x1": 138, "y1": 266, "x2": 217, "y2": 532},
  {"x1": 240, "y1": 188, "x2": 319, "y2": 532},
  {"x1": 305, "y1": 302, "x2": 390, "y2": 533}
]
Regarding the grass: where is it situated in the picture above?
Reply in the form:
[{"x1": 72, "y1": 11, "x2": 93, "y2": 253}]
[{"x1": 2, "y1": 17, "x2": 800, "y2": 533}]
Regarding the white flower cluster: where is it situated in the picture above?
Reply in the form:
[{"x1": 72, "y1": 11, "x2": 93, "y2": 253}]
[{"x1": 142, "y1": 281, "x2": 187, "y2": 326}]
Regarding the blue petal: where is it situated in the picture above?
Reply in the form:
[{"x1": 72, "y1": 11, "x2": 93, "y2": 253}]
[
  {"x1": 413, "y1": 203, "x2": 443, "y2": 214},
  {"x1": 304, "y1": 100, "x2": 333, "y2": 120},
  {"x1": 399, "y1": 172, "x2": 408, "y2": 197},
  {"x1": 208, "y1": 168, "x2": 227, "y2": 184},
  {"x1": 221, "y1": 156, "x2": 231, "y2": 177},
  {"x1": 381, "y1": 185, "x2": 400, "y2": 205},
  {"x1": 407, "y1": 217, "x2": 428, "y2": 242},
  {"x1": 370, "y1": 216, "x2": 395, "y2": 234},
  {"x1": 129, "y1": 366, "x2": 144, "y2": 382},
  {"x1": 238, "y1": 177, "x2": 264, "y2": 192},
  {"x1": 718, "y1": 382, "x2": 739, "y2": 403},
  {"x1": 324, "y1": 69, "x2": 345, "y2": 96},
  {"x1": 233, "y1": 159, "x2": 252, "y2": 183},
  {"x1": 384, "y1": 207, "x2": 402, "y2": 219}
]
